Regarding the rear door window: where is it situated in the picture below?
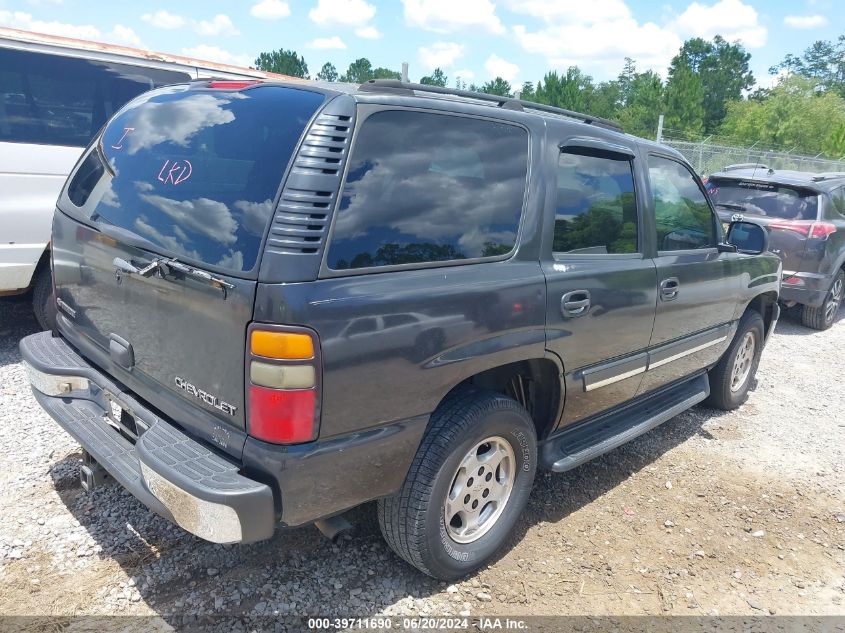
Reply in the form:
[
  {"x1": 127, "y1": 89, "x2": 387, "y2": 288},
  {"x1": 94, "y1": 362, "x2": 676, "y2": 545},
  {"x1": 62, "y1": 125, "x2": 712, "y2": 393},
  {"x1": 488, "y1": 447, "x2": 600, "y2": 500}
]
[
  {"x1": 0, "y1": 47, "x2": 191, "y2": 147},
  {"x1": 706, "y1": 178, "x2": 819, "y2": 220},
  {"x1": 65, "y1": 85, "x2": 325, "y2": 273},
  {"x1": 326, "y1": 110, "x2": 528, "y2": 270},
  {"x1": 554, "y1": 150, "x2": 639, "y2": 255}
]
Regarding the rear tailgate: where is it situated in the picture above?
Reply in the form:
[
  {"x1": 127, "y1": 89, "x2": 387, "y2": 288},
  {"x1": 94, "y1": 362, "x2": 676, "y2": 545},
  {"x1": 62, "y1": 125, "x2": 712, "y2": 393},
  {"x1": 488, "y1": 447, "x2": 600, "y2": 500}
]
[{"x1": 52, "y1": 82, "x2": 325, "y2": 455}]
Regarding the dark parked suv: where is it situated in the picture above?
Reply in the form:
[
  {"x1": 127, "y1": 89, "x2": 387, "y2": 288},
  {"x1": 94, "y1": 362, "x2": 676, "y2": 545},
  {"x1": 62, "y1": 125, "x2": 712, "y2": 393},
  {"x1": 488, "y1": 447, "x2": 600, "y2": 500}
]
[
  {"x1": 706, "y1": 165, "x2": 845, "y2": 330},
  {"x1": 21, "y1": 79, "x2": 780, "y2": 580}
]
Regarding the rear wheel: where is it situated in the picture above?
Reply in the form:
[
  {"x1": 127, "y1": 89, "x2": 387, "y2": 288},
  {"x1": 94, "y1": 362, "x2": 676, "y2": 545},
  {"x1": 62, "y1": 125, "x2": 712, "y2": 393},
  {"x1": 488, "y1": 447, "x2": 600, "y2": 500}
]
[
  {"x1": 378, "y1": 387, "x2": 536, "y2": 580},
  {"x1": 801, "y1": 270, "x2": 844, "y2": 331},
  {"x1": 32, "y1": 265, "x2": 56, "y2": 331},
  {"x1": 705, "y1": 309, "x2": 764, "y2": 410}
]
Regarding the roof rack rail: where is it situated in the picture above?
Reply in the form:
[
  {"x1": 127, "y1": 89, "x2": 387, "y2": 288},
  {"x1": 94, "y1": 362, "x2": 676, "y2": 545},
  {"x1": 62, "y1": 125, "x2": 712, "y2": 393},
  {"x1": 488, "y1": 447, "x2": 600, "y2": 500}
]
[
  {"x1": 357, "y1": 79, "x2": 624, "y2": 132},
  {"x1": 722, "y1": 163, "x2": 771, "y2": 173},
  {"x1": 811, "y1": 172, "x2": 845, "y2": 182}
]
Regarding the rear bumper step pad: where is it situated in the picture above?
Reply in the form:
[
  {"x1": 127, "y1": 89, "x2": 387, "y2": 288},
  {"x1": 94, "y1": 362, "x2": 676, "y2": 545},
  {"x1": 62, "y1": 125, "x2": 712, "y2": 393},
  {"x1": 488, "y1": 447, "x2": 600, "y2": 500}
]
[{"x1": 20, "y1": 331, "x2": 274, "y2": 544}]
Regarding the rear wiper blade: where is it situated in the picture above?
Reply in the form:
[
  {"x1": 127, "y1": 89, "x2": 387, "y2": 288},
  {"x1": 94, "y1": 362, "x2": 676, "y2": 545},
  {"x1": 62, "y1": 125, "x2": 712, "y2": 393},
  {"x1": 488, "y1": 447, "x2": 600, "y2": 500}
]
[
  {"x1": 159, "y1": 258, "x2": 236, "y2": 293},
  {"x1": 111, "y1": 255, "x2": 235, "y2": 297},
  {"x1": 715, "y1": 203, "x2": 748, "y2": 212}
]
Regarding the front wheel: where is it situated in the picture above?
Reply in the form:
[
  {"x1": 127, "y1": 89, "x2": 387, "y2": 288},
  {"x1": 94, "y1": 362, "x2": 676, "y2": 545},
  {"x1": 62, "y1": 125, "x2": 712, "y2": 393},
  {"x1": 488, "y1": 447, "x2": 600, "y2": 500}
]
[
  {"x1": 801, "y1": 269, "x2": 844, "y2": 331},
  {"x1": 705, "y1": 309, "x2": 764, "y2": 410},
  {"x1": 378, "y1": 388, "x2": 537, "y2": 580}
]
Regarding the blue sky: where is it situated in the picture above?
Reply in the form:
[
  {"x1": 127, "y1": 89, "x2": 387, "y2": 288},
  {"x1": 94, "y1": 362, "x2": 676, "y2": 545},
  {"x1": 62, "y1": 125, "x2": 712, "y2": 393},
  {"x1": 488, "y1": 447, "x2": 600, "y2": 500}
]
[{"x1": 0, "y1": 0, "x2": 841, "y2": 88}]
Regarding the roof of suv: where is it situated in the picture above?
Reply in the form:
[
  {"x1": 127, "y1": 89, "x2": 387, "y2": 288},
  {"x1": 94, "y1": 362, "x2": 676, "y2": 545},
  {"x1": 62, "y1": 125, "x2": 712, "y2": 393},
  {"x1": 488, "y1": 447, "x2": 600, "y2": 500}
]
[
  {"x1": 709, "y1": 165, "x2": 845, "y2": 192},
  {"x1": 276, "y1": 78, "x2": 688, "y2": 164}
]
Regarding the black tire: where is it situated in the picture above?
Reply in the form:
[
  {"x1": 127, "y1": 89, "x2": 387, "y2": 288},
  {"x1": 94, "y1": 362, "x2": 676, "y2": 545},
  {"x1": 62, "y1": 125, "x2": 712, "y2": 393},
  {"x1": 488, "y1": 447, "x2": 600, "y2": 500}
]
[
  {"x1": 377, "y1": 387, "x2": 537, "y2": 580},
  {"x1": 32, "y1": 265, "x2": 57, "y2": 331},
  {"x1": 801, "y1": 269, "x2": 844, "y2": 331},
  {"x1": 705, "y1": 309, "x2": 764, "y2": 410}
]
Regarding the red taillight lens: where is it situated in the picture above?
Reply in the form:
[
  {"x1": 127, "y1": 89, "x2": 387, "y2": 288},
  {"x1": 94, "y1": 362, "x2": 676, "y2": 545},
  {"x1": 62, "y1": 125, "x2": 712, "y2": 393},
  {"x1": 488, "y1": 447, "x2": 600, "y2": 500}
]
[
  {"x1": 207, "y1": 80, "x2": 261, "y2": 90},
  {"x1": 246, "y1": 326, "x2": 320, "y2": 445},
  {"x1": 768, "y1": 221, "x2": 836, "y2": 239},
  {"x1": 248, "y1": 386, "x2": 316, "y2": 444},
  {"x1": 810, "y1": 222, "x2": 837, "y2": 239}
]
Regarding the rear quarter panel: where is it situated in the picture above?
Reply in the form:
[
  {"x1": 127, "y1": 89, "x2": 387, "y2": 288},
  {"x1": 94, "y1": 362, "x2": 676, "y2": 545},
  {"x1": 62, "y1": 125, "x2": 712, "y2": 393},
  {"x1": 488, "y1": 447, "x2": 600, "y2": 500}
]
[{"x1": 254, "y1": 261, "x2": 547, "y2": 439}]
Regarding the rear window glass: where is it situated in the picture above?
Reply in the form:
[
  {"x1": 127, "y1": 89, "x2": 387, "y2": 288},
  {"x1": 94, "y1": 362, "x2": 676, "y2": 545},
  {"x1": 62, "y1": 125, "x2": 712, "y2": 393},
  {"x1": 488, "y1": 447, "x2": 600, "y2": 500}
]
[
  {"x1": 0, "y1": 47, "x2": 190, "y2": 147},
  {"x1": 706, "y1": 178, "x2": 819, "y2": 220},
  {"x1": 327, "y1": 110, "x2": 528, "y2": 270},
  {"x1": 66, "y1": 85, "x2": 325, "y2": 272}
]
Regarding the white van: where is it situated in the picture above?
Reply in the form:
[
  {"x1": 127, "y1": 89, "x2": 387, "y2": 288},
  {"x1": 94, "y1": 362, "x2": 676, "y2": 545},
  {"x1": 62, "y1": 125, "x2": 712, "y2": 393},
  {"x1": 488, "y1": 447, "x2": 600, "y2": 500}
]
[{"x1": 0, "y1": 27, "x2": 290, "y2": 328}]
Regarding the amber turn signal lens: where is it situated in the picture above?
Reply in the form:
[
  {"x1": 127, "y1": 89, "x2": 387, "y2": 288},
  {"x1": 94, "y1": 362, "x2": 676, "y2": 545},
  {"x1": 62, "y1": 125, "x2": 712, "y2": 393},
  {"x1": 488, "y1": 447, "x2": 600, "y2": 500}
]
[{"x1": 251, "y1": 331, "x2": 314, "y2": 359}]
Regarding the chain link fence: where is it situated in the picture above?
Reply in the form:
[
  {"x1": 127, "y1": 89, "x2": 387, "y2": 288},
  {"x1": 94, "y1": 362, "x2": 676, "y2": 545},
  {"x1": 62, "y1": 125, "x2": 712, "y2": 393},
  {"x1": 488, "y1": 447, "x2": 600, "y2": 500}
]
[{"x1": 660, "y1": 136, "x2": 845, "y2": 177}]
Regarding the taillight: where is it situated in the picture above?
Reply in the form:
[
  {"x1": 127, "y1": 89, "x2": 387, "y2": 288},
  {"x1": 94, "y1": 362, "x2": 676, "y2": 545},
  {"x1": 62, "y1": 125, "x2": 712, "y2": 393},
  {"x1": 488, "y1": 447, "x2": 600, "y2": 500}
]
[
  {"x1": 768, "y1": 220, "x2": 836, "y2": 239},
  {"x1": 246, "y1": 326, "x2": 320, "y2": 444},
  {"x1": 207, "y1": 80, "x2": 261, "y2": 90}
]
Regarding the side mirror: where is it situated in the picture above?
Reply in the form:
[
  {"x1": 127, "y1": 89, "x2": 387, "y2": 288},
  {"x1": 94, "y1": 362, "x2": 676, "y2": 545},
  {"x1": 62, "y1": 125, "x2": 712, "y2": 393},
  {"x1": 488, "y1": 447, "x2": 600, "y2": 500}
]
[{"x1": 726, "y1": 221, "x2": 768, "y2": 255}]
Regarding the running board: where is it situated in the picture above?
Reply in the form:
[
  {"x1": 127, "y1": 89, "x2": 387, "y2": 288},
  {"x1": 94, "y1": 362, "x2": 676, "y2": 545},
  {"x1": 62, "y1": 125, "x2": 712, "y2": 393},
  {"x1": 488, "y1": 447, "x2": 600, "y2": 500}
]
[{"x1": 540, "y1": 373, "x2": 709, "y2": 472}]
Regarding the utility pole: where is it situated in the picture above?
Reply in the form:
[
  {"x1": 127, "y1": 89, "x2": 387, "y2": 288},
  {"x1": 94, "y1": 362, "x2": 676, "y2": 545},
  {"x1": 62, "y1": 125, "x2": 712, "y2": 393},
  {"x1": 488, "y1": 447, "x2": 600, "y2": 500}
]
[
  {"x1": 656, "y1": 114, "x2": 664, "y2": 143},
  {"x1": 401, "y1": 62, "x2": 409, "y2": 83}
]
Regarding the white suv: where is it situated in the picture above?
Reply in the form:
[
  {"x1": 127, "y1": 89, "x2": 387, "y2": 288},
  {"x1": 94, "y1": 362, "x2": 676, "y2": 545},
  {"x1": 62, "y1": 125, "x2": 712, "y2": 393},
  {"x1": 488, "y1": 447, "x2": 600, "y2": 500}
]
[{"x1": 0, "y1": 27, "x2": 287, "y2": 328}]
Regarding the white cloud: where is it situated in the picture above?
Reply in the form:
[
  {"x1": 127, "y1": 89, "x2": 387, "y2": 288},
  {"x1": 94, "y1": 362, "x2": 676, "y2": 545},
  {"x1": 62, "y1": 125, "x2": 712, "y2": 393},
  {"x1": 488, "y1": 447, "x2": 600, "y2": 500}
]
[
  {"x1": 181, "y1": 45, "x2": 253, "y2": 68},
  {"x1": 309, "y1": 0, "x2": 380, "y2": 39},
  {"x1": 143, "y1": 10, "x2": 239, "y2": 37},
  {"x1": 507, "y1": 0, "x2": 766, "y2": 80},
  {"x1": 109, "y1": 24, "x2": 143, "y2": 47},
  {"x1": 195, "y1": 14, "x2": 239, "y2": 37},
  {"x1": 250, "y1": 0, "x2": 291, "y2": 20},
  {"x1": 26, "y1": 0, "x2": 63, "y2": 5},
  {"x1": 0, "y1": 10, "x2": 99, "y2": 38},
  {"x1": 452, "y1": 68, "x2": 475, "y2": 81},
  {"x1": 403, "y1": 0, "x2": 504, "y2": 34},
  {"x1": 484, "y1": 54, "x2": 519, "y2": 82},
  {"x1": 503, "y1": 0, "x2": 630, "y2": 24},
  {"x1": 355, "y1": 26, "x2": 381, "y2": 39},
  {"x1": 310, "y1": 0, "x2": 375, "y2": 27},
  {"x1": 783, "y1": 14, "x2": 828, "y2": 29},
  {"x1": 418, "y1": 42, "x2": 464, "y2": 70},
  {"x1": 513, "y1": 19, "x2": 680, "y2": 77},
  {"x1": 671, "y1": 0, "x2": 766, "y2": 48},
  {"x1": 141, "y1": 10, "x2": 186, "y2": 30},
  {"x1": 308, "y1": 36, "x2": 347, "y2": 50}
]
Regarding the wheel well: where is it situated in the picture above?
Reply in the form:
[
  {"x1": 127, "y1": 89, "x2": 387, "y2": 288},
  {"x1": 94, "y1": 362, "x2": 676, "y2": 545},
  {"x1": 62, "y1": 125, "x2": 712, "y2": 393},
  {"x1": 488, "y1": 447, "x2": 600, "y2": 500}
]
[
  {"x1": 445, "y1": 359, "x2": 562, "y2": 441},
  {"x1": 747, "y1": 291, "x2": 778, "y2": 333}
]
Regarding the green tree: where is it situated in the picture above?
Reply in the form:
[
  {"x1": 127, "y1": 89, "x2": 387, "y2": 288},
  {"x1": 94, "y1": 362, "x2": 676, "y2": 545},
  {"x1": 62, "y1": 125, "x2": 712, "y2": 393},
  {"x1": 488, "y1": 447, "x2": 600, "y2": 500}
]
[
  {"x1": 771, "y1": 35, "x2": 845, "y2": 97},
  {"x1": 534, "y1": 67, "x2": 595, "y2": 112},
  {"x1": 340, "y1": 58, "x2": 400, "y2": 83},
  {"x1": 669, "y1": 36, "x2": 754, "y2": 132},
  {"x1": 663, "y1": 59, "x2": 705, "y2": 135},
  {"x1": 316, "y1": 62, "x2": 338, "y2": 82},
  {"x1": 518, "y1": 81, "x2": 535, "y2": 101},
  {"x1": 719, "y1": 75, "x2": 845, "y2": 156},
  {"x1": 341, "y1": 58, "x2": 373, "y2": 83},
  {"x1": 420, "y1": 67, "x2": 448, "y2": 86},
  {"x1": 617, "y1": 57, "x2": 637, "y2": 106},
  {"x1": 589, "y1": 81, "x2": 622, "y2": 120},
  {"x1": 372, "y1": 67, "x2": 402, "y2": 79},
  {"x1": 480, "y1": 77, "x2": 512, "y2": 96},
  {"x1": 254, "y1": 49, "x2": 309, "y2": 78},
  {"x1": 616, "y1": 70, "x2": 664, "y2": 138}
]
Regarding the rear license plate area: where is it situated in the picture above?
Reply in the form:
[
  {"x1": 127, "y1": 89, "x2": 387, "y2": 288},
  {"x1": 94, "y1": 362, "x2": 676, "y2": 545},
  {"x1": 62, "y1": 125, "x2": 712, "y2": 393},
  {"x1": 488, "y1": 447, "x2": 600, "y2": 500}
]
[{"x1": 104, "y1": 394, "x2": 139, "y2": 441}]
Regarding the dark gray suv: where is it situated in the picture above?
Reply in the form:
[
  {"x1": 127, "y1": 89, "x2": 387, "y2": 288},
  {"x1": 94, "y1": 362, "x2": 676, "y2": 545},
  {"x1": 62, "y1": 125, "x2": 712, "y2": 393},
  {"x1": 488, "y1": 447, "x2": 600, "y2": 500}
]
[
  {"x1": 21, "y1": 79, "x2": 780, "y2": 580},
  {"x1": 707, "y1": 165, "x2": 845, "y2": 330}
]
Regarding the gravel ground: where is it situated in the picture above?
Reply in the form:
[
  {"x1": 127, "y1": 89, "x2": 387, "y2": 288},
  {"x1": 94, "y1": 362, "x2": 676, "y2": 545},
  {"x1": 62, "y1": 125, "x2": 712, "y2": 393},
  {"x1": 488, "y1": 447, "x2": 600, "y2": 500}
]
[{"x1": 0, "y1": 294, "x2": 843, "y2": 621}]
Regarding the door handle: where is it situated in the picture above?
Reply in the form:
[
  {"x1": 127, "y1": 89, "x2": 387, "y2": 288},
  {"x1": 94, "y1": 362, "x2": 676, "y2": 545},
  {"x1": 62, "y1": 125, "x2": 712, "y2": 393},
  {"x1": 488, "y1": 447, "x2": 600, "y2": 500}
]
[
  {"x1": 561, "y1": 290, "x2": 591, "y2": 318},
  {"x1": 660, "y1": 277, "x2": 680, "y2": 301}
]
